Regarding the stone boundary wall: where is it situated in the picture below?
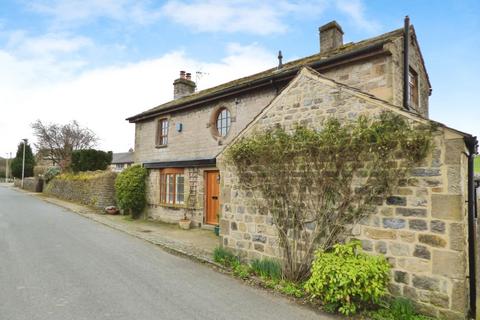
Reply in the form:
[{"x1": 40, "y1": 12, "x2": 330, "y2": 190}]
[
  {"x1": 44, "y1": 171, "x2": 117, "y2": 210},
  {"x1": 14, "y1": 177, "x2": 43, "y2": 192},
  {"x1": 218, "y1": 69, "x2": 471, "y2": 319}
]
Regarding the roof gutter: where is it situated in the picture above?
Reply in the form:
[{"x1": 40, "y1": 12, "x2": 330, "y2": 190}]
[{"x1": 128, "y1": 42, "x2": 389, "y2": 123}]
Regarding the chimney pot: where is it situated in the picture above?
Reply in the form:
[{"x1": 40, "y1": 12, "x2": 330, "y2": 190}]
[
  {"x1": 319, "y1": 21, "x2": 344, "y2": 53},
  {"x1": 173, "y1": 71, "x2": 196, "y2": 99}
]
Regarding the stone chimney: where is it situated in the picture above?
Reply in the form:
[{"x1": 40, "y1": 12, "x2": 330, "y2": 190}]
[
  {"x1": 173, "y1": 70, "x2": 196, "y2": 99},
  {"x1": 319, "y1": 21, "x2": 344, "y2": 53}
]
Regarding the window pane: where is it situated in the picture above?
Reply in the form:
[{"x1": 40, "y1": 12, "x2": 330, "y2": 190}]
[
  {"x1": 216, "y1": 108, "x2": 231, "y2": 137},
  {"x1": 158, "y1": 119, "x2": 168, "y2": 145},
  {"x1": 176, "y1": 174, "x2": 184, "y2": 204},
  {"x1": 166, "y1": 174, "x2": 174, "y2": 204},
  {"x1": 159, "y1": 174, "x2": 165, "y2": 203}
]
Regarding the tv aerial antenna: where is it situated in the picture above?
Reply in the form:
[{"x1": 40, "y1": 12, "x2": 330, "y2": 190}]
[{"x1": 195, "y1": 71, "x2": 209, "y2": 91}]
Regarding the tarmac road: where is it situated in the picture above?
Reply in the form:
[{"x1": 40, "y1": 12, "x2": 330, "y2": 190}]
[{"x1": 0, "y1": 185, "x2": 329, "y2": 320}]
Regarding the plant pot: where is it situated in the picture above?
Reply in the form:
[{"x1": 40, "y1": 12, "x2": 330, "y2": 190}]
[
  {"x1": 105, "y1": 206, "x2": 119, "y2": 215},
  {"x1": 179, "y1": 219, "x2": 191, "y2": 230},
  {"x1": 214, "y1": 225, "x2": 220, "y2": 236}
]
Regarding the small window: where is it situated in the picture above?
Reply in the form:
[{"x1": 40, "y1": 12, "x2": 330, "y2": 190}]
[
  {"x1": 408, "y1": 67, "x2": 418, "y2": 108},
  {"x1": 159, "y1": 168, "x2": 185, "y2": 206},
  {"x1": 156, "y1": 118, "x2": 169, "y2": 146},
  {"x1": 216, "y1": 108, "x2": 231, "y2": 137}
]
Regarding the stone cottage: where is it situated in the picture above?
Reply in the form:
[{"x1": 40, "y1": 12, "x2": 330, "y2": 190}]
[{"x1": 127, "y1": 19, "x2": 477, "y2": 318}]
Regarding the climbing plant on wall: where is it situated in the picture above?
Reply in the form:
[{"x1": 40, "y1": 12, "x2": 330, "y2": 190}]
[{"x1": 226, "y1": 112, "x2": 434, "y2": 281}]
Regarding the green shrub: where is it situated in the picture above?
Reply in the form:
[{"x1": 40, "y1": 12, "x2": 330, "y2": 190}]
[
  {"x1": 278, "y1": 280, "x2": 304, "y2": 298},
  {"x1": 369, "y1": 298, "x2": 435, "y2": 320},
  {"x1": 44, "y1": 166, "x2": 61, "y2": 182},
  {"x1": 71, "y1": 149, "x2": 112, "y2": 172},
  {"x1": 232, "y1": 262, "x2": 252, "y2": 279},
  {"x1": 114, "y1": 165, "x2": 147, "y2": 218},
  {"x1": 250, "y1": 258, "x2": 282, "y2": 280},
  {"x1": 304, "y1": 240, "x2": 390, "y2": 315},
  {"x1": 213, "y1": 247, "x2": 252, "y2": 278},
  {"x1": 213, "y1": 246, "x2": 239, "y2": 267}
]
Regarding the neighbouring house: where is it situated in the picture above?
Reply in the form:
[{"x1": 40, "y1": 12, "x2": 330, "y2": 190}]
[
  {"x1": 111, "y1": 149, "x2": 134, "y2": 172},
  {"x1": 128, "y1": 19, "x2": 477, "y2": 318}
]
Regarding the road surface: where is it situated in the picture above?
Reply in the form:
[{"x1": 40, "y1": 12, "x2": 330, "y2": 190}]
[{"x1": 0, "y1": 185, "x2": 327, "y2": 320}]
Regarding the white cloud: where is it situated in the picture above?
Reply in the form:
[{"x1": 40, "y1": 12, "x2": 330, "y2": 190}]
[
  {"x1": 24, "y1": 0, "x2": 379, "y2": 35},
  {"x1": 5, "y1": 31, "x2": 93, "y2": 58},
  {"x1": 161, "y1": 0, "x2": 287, "y2": 35},
  {"x1": 26, "y1": 0, "x2": 163, "y2": 27},
  {"x1": 161, "y1": 0, "x2": 333, "y2": 35},
  {"x1": 335, "y1": 0, "x2": 380, "y2": 33},
  {"x1": 28, "y1": 0, "x2": 125, "y2": 22},
  {"x1": 160, "y1": 0, "x2": 380, "y2": 35},
  {"x1": 0, "y1": 43, "x2": 275, "y2": 154}
]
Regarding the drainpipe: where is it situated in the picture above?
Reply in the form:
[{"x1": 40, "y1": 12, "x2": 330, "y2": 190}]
[
  {"x1": 403, "y1": 16, "x2": 410, "y2": 110},
  {"x1": 465, "y1": 135, "x2": 478, "y2": 318}
]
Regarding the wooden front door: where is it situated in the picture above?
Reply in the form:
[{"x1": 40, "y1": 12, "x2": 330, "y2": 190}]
[{"x1": 205, "y1": 171, "x2": 220, "y2": 225}]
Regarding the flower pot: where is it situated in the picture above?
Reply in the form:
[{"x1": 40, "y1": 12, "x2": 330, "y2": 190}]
[
  {"x1": 179, "y1": 219, "x2": 191, "y2": 230},
  {"x1": 214, "y1": 225, "x2": 220, "y2": 236},
  {"x1": 105, "y1": 206, "x2": 119, "y2": 215}
]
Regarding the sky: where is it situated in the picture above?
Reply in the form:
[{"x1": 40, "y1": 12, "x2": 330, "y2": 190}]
[{"x1": 0, "y1": 0, "x2": 479, "y2": 156}]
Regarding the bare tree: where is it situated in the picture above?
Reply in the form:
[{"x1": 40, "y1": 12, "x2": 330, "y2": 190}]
[{"x1": 31, "y1": 120, "x2": 98, "y2": 169}]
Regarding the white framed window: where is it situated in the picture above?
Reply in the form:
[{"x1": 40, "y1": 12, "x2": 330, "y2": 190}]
[
  {"x1": 156, "y1": 118, "x2": 169, "y2": 146},
  {"x1": 216, "y1": 108, "x2": 231, "y2": 137}
]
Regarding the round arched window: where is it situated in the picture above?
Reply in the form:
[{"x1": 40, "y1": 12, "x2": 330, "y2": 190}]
[{"x1": 216, "y1": 108, "x2": 231, "y2": 137}]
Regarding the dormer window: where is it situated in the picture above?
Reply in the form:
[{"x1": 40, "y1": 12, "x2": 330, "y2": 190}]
[
  {"x1": 156, "y1": 118, "x2": 169, "y2": 147},
  {"x1": 408, "y1": 67, "x2": 419, "y2": 109},
  {"x1": 216, "y1": 108, "x2": 231, "y2": 137}
]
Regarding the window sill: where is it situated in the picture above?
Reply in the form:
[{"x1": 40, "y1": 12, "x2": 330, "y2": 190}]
[
  {"x1": 158, "y1": 203, "x2": 186, "y2": 209},
  {"x1": 155, "y1": 144, "x2": 168, "y2": 149}
]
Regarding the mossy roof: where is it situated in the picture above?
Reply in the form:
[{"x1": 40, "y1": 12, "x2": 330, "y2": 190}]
[{"x1": 127, "y1": 27, "x2": 407, "y2": 123}]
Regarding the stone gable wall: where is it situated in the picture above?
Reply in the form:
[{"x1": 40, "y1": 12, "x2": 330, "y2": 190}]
[
  {"x1": 44, "y1": 171, "x2": 117, "y2": 210},
  {"x1": 217, "y1": 70, "x2": 470, "y2": 319},
  {"x1": 322, "y1": 54, "x2": 393, "y2": 104},
  {"x1": 388, "y1": 34, "x2": 430, "y2": 118}
]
